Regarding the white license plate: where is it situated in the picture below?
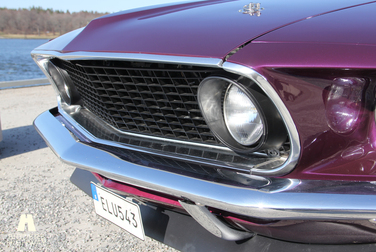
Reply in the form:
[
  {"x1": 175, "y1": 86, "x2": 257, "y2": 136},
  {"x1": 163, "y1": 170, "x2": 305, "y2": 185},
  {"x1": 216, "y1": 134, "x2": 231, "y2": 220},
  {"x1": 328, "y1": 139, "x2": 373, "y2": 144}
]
[{"x1": 91, "y1": 183, "x2": 145, "y2": 240}]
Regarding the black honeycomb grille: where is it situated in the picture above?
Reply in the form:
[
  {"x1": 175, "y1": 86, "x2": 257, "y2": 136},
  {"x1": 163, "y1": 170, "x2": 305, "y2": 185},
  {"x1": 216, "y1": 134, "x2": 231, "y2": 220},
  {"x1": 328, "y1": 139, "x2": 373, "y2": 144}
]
[{"x1": 54, "y1": 58, "x2": 222, "y2": 145}]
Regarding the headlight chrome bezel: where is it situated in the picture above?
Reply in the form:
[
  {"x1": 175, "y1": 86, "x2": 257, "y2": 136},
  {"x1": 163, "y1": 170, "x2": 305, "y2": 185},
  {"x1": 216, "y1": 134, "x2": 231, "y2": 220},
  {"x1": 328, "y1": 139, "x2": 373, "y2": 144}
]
[
  {"x1": 32, "y1": 55, "x2": 80, "y2": 106},
  {"x1": 198, "y1": 76, "x2": 287, "y2": 154}
]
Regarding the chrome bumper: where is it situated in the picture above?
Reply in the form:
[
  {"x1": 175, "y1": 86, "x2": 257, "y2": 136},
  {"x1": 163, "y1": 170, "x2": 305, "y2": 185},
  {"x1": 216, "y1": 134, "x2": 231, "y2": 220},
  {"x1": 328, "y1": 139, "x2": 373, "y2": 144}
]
[{"x1": 34, "y1": 109, "x2": 376, "y2": 221}]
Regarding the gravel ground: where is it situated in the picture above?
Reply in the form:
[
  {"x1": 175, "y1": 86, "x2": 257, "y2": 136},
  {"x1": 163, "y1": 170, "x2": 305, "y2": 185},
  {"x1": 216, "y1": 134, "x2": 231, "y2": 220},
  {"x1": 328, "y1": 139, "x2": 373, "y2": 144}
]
[{"x1": 0, "y1": 85, "x2": 178, "y2": 251}]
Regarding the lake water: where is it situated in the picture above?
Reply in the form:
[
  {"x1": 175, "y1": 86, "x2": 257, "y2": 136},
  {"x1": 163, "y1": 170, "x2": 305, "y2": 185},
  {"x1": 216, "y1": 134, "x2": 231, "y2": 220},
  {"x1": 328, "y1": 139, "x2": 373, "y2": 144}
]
[{"x1": 0, "y1": 39, "x2": 49, "y2": 82}]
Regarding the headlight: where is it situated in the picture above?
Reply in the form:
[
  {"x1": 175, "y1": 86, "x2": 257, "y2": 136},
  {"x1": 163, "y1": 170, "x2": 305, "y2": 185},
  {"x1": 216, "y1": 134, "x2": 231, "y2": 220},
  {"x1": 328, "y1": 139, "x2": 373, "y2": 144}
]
[
  {"x1": 47, "y1": 61, "x2": 79, "y2": 105},
  {"x1": 198, "y1": 76, "x2": 287, "y2": 154},
  {"x1": 32, "y1": 55, "x2": 81, "y2": 105},
  {"x1": 223, "y1": 84, "x2": 263, "y2": 146}
]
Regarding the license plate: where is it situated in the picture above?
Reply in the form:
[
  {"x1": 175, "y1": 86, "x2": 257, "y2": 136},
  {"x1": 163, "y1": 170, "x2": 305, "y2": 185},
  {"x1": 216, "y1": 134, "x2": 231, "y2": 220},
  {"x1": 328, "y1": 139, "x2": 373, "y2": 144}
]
[{"x1": 90, "y1": 183, "x2": 145, "y2": 240}]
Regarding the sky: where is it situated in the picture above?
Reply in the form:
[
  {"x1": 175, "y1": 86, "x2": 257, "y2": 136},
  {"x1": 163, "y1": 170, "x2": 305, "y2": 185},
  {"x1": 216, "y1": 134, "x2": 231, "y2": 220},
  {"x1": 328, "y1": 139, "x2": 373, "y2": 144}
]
[{"x1": 1, "y1": 0, "x2": 202, "y2": 13}]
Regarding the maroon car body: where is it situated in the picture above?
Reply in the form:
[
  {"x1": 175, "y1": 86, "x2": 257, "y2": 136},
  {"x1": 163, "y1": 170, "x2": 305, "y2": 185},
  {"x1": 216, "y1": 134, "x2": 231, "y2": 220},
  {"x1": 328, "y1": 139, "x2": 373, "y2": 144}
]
[{"x1": 32, "y1": 0, "x2": 376, "y2": 250}]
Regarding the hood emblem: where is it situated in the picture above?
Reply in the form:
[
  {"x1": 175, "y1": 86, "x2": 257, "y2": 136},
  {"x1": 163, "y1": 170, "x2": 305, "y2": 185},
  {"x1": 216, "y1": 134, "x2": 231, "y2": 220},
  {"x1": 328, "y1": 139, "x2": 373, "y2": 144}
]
[{"x1": 240, "y1": 3, "x2": 264, "y2": 17}]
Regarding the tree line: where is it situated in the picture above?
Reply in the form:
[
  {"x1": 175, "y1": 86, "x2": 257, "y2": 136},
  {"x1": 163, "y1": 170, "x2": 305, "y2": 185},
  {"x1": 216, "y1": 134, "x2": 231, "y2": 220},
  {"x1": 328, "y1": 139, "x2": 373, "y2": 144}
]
[{"x1": 0, "y1": 7, "x2": 107, "y2": 36}]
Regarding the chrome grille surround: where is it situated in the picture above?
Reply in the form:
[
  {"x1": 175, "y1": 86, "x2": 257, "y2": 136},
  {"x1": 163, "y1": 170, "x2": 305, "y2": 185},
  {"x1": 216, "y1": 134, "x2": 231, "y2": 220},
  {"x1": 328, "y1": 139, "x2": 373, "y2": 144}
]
[{"x1": 31, "y1": 50, "x2": 300, "y2": 176}]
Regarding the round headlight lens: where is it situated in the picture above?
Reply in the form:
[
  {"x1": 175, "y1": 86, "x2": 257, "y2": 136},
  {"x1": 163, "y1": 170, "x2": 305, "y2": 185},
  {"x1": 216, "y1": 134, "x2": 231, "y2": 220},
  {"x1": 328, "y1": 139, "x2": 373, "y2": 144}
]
[{"x1": 223, "y1": 84, "x2": 263, "y2": 146}]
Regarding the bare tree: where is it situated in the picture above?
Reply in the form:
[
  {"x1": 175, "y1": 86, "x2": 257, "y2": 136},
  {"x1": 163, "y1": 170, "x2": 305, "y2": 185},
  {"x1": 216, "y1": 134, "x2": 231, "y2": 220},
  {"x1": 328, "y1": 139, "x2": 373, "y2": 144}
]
[{"x1": 0, "y1": 7, "x2": 107, "y2": 36}]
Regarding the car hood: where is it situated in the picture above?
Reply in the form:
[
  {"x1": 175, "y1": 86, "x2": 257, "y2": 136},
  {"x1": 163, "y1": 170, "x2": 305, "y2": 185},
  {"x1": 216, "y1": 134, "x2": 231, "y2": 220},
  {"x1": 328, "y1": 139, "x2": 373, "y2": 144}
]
[{"x1": 55, "y1": 0, "x2": 372, "y2": 59}]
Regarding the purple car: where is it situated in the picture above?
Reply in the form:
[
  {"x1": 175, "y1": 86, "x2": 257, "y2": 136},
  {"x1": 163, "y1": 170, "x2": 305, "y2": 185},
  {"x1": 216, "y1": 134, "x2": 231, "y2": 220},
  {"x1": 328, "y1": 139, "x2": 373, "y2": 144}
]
[{"x1": 32, "y1": 0, "x2": 376, "y2": 251}]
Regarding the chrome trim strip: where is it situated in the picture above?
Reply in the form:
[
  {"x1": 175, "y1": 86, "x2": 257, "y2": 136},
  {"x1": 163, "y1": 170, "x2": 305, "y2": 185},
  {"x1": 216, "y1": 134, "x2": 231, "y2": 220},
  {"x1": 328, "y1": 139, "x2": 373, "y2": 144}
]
[
  {"x1": 31, "y1": 50, "x2": 224, "y2": 68},
  {"x1": 35, "y1": 110, "x2": 376, "y2": 220},
  {"x1": 58, "y1": 99, "x2": 232, "y2": 152},
  {"x1": 222, "y1": 62, "x2": 300, "y2": 176},
  {"x1": 31, "y1": 50, "x2": 299, "y2": 175}
]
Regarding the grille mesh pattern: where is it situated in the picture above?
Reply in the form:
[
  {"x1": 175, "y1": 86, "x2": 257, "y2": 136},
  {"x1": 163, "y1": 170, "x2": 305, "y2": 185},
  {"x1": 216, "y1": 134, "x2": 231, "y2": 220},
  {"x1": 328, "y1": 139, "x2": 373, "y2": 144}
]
[{"x1": 54, "y1": 59, "x2": 222, "y2": 145}]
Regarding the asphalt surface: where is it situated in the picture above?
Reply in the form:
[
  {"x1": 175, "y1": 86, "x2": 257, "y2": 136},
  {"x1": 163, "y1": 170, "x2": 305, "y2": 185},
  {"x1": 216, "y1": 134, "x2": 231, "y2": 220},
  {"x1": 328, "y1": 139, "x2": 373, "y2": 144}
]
[{"x1": 0, "y1": 85, "x2": 177, "y2": 251}]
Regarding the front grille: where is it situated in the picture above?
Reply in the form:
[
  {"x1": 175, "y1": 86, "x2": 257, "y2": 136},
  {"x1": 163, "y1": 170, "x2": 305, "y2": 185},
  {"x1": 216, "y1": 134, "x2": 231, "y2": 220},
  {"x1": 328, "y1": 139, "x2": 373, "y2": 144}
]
[{"x1": 54, "y1": 58, "x2": 222, "y2": 145}]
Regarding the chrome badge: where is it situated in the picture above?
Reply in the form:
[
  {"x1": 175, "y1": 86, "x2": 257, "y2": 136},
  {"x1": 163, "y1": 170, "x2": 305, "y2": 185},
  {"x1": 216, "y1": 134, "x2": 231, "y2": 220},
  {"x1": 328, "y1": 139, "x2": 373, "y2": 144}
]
[{"x1": 240, "y1": 3, "x2": 264, "y2": 16}]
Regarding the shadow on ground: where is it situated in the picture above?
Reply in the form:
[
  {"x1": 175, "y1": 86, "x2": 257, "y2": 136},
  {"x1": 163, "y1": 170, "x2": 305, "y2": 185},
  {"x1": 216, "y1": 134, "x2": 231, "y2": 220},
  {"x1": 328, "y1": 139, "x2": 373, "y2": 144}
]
[{"x1": 0, "y1": 125, "x2": 47, "y2": 159}]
